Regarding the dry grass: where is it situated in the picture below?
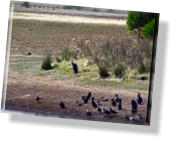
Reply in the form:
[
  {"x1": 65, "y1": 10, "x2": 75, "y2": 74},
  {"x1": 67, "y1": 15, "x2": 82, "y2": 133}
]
[{"x1": 11, "y1": 19, "x2": 127, "y2": 54}]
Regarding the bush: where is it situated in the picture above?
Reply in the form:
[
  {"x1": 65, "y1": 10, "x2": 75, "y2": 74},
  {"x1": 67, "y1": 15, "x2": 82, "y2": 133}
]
[
  {"x1": 98, "y1": 66, "x2": 110, "y2": 78},
  {"x1": 21, "y1": 2, "x2": 30, "y2": 8},
  {"x1": 41, "y1": 53, "x2": 53, "y2": 70},
  {"x1": 113, "y1": 64, "x2": 126, "y2": 78},
  {"x1": 127, "y1": 11, "x2": 157, "y2": 31}
]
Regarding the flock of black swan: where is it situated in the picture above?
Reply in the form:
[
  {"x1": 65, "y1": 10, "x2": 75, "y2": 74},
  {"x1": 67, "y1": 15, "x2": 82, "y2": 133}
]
[
  {"x1": 59, "y1": 92, "x2": 144, "y2": 122},
  {"x1": 35, "y1": 91, "x2": 144, "y2": 123},
  {"x1": 36, "y1": 92, "x2": 144, "y2": 122}
]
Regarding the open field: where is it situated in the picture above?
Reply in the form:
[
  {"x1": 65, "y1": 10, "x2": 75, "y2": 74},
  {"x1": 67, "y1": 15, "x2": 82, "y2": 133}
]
[
  {"x1": 5, "y1": 12, "x2": 151, "y2": 124},
  {"x1": 10, "y1": 18, "x2": 127, "y2": 54}
]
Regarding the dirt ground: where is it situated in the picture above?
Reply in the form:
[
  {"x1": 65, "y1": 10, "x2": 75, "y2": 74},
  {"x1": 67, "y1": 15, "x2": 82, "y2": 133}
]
[{"x1": 5, "y1": 70, "x2": 149, "y2": 125}]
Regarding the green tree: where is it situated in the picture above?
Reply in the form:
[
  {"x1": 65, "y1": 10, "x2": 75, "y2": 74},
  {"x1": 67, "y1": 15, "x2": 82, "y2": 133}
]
[
  {"x1": 142, "y1": 19, "x2": 155, "y2": 38},
  {"x1": 127, "y1": 11, "x2": 156, "y2": 32},
  {"x1": 127, "y1": 11, "x2": 159, "y2": 39}
]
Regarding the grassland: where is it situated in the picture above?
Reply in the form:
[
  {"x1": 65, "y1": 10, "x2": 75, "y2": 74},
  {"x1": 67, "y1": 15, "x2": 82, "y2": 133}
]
[{"x1": 11, "y1": 19, "x2": 127, "y2": 53}]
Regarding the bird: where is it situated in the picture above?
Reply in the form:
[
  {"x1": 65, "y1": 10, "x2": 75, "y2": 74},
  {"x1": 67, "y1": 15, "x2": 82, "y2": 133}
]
[
  {"x1": 97, "y1": 107, "x2": 102, "y2": 113},
  {"x1": 86, "y1": 109, "x2": 92, "y2": 116},
  {"x1": 109, "y1": 107, "x2": 117, "y2": 114},
  {"x1": 100, "y1": 96, "x2": 109, "y2": 101},
  {"x1": 71, "y1": 61, "x2": 78, "y2": 74},
  {"x1": 129, "y1": 114, "x2": 143, "y2": 122},
  {"x1": 102, "y1": 108, "x2": 111, "y2": 115},
  {"x1": 97, "y1": 100, "x2": 102, "y2": 106},
  {"x1": 137, "y1": 93, "x2": 143, "y2": 105},
  {"x1": 91, "y1": 97, "x2": 98, "y2": 108},
  {"x1": 36, "y1": 96, "x2": 40, "y2": 101},
  {"x1": 27, "y1": 52, "x2": 32, "y2": 55},
  {"x1": 111, "y1": 98, "x2": 116, "y2": 106},
  {"x1": 86, "y1": 92, "x2": 92, "y2": 101},
  {"x1": 115, "y1": 94, "x2": 120, "y2": 102},
  {"x1": 118, "y1": 98, "x2": 122, "y2": 110},
  {"x1": 82, "y1": 92, "x2": 92, "y2": 104},
  {"x1": 36, "y1": 96, "x2": 41, "y2": 103},
  {"x1": 102, "y1": 108, "x2": 113, "y2": 118},
  {"x1": 81, "y1": 95, "x2": 86, "y2": 103},
  {"x1": 59, "y1": 101, "x2": 66, "y2": 109},
  {"x1": 131, "y1": 99, "x2": 138, "y2": 114}
]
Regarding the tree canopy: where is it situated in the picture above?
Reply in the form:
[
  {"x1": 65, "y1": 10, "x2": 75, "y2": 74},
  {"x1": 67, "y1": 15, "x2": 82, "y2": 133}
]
[
  {"x1": 127, "y1": 11, "x2": 158, "y2": 38},
  {"x1": 142, "y1": 19, "x2": 156, "y2": 38}
]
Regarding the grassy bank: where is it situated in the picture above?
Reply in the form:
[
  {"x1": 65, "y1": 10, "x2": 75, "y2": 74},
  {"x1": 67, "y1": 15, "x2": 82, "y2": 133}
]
[{"x1": 9, "y1": 55, "x2": 149, "y2": 90}]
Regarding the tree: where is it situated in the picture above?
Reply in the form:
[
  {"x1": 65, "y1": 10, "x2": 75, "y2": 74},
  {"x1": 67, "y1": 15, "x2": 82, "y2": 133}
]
[
  {"x1": 127, "y1": 12, "x2": 156, "y2": 31},
  {"x1": 142, "y1": 19, "x2": 155, "y2": 38},
  {"x1": 127, "y1": 11, "x2": 159, "y2": 38}
]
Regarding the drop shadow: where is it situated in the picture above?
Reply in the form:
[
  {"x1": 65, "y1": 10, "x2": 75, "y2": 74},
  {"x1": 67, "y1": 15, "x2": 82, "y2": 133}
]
[
  {"x1": 148, "y1": 21, "x2": 169, "y2": 133},
  {"x1": 8, "y1": 21, "x2": 168, "y2": 135}
]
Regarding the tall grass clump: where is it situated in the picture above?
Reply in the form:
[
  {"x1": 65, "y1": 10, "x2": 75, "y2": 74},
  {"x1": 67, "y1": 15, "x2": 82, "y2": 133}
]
[
  {"x1": 41, "y1": 52, "x2": 53, "y2": 70},
  {"x1": 60, "y1": 48, "x2": 77, "y2": 61},
  {"x1": 98, "y1": 65, "x2": 110, "y2": 78},
  {"x1": 113, "y1": 64, "x2": 126, "y2": 78},
  {"x1": 137, "y1": 59, "x2": 151, "y2": 73}
]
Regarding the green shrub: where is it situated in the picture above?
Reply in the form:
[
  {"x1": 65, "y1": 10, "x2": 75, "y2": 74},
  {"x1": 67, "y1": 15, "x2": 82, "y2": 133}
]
[
  {"x1": 113, "y1": 64, "x2": 126, "y2": 78},
  {"x1": 41, "y1": 53, "x2": 53, "y2": 70},
  {"x1": 98, "y1": 66, "x2": 109, "y2": 78},
  {"x1": 127, "y1": 11, "x2": 156, "y2": 31}
]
